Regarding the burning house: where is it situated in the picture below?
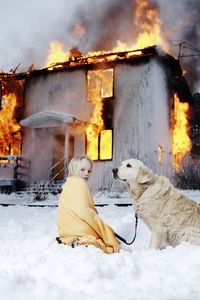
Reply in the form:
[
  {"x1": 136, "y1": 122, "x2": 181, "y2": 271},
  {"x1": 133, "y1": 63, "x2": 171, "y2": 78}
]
[{"x1": 0, "y1": 46, "x2": 193, "y2": 193}]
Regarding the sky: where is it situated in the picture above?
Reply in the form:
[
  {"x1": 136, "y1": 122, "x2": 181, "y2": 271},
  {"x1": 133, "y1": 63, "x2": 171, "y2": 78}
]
[
  {"x1": 0, "y1": 0, "x2": 200, "y2": 91},
  {"x1": 0, "y1": 0, "x2": 83, "y2": 70}
]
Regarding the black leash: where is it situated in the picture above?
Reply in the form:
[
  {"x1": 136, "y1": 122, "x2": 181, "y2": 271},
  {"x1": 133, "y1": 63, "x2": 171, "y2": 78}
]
[
  {"x1": 115, "y1": 213, "x2": 138, "y2": 245},
  {"x1": 56, "y1": 213, "x2": 138, "y2": 246}
]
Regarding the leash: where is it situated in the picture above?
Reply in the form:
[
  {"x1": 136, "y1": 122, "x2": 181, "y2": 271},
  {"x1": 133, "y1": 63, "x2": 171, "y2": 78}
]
[
  {"x1": 115, "y1": 213, "x2": 138, "y2": 245},
  {"x1": 56, "y1": 213, "x2": 138, "y2": 246}
]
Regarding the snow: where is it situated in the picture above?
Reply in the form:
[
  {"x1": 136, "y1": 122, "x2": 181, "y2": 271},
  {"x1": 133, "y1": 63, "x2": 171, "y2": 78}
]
[{"x1": 1, "y1": 190, "x2": 200, "y2": 300}]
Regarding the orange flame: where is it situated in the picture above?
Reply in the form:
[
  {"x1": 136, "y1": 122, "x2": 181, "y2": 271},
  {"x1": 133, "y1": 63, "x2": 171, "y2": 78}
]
[
  {"x1": 112, "y1": 0, "x2": 169, "y2": 53},
  {"x1": 134, "y1": 0, "x2": 168, "y2": 51},
  {"x1": 100, "y1": 130, "x2": 112, "y2": 160},
  {"x1": 86, "y1": 71, "x2": 104, "y2": 160},
  {"x1": 43, "y1": 41, "x2": 69, "y2": 68},
  {"x1": 43, "y1": 0, "x2": 168, "y2": 67},
  {"x1": 172, "y1": 93, "x2": 192, "y2": 170},
  {"x1": 0, "y1": 93, "x2": 21, "y2": 156},
  {"x1": 86, "y1": 69, "x2": 114, "y2": 160}
]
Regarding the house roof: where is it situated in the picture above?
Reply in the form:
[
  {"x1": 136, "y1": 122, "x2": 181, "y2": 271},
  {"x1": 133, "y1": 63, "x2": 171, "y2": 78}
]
[
  {"x1": 0, "y1": 45, "x2": 193, "y2": 104},
  {"x1": 20, "y1": 111, "x2": 78, "y2": 128}
]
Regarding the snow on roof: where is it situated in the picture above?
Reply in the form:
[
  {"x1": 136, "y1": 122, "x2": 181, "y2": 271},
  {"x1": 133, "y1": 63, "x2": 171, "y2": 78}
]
[{"x1": 20, "y1": 111, "x2": 77, "y2": 128}]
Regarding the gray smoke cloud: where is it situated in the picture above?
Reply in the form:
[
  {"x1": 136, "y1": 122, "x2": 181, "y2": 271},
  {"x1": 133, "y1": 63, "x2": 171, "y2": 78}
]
[
  {"x1": 158, "y1": 0, "x2": 200, "y2": 91},
  {"x1": 0, "y1": 0, "x2": 199, "y2": 91}
]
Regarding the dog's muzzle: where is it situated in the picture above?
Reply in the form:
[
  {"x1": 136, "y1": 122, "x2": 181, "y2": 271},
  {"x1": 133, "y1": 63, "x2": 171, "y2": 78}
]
[
  {"x1": 112, "y1": 168, "x2": 118, "y2": 179},
  {"x1": 112, "y1": 167, "x2": 127, "y2": 182}
]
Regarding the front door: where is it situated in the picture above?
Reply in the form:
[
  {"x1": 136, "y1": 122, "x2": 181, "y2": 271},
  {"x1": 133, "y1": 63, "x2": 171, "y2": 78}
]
[{"x1": 52, "y1": 134, "x2": 65, "y2": 181}]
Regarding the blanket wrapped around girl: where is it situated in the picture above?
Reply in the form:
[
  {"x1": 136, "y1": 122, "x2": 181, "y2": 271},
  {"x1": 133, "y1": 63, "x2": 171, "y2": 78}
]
[{"x1": 57, "y1": 156, "x2": 120, "y2": 254}]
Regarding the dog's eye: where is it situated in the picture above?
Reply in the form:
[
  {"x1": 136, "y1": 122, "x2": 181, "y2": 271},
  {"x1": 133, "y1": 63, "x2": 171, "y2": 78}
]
[{"x1": 126, "y1": 164, "x2": 132, "y2": 168}]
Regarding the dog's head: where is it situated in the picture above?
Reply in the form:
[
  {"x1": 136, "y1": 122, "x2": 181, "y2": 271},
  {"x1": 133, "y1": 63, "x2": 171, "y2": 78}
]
[{"x1": 112, "y1": 159, "x2": 155, "y2": 187}]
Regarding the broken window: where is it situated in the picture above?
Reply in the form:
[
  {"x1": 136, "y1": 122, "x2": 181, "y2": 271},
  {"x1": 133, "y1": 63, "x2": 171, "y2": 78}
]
[
  {"x1": 86, "y1": 68, "x2": 114, "y2": 161},
  {"x1": 87, "y1": 69, "x2": 114, "y2": 101},
  {"x1": 100, "y1": 129, "x2": 113, "y2": 160},
  {"x1": 86, "y1": 129, "x2": 113, "y2": 161}
]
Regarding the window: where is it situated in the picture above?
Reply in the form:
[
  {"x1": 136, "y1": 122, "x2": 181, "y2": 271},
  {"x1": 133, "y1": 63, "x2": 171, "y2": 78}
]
[
  {"x1": 158, "y1": 145, "x2": 162, "y2": 162},
  {"x1": 87, "y1": 69, "x2": 114, "y2": 101},
  {"x1": 100, "y1": 129, "x2": 113, "y2": 160},
  {"x1": 86, "y1": 129, "x2": 113, "y2": 161},
  {"x1": 86, "y1": 68, "x2": 114, "y2": 161}
]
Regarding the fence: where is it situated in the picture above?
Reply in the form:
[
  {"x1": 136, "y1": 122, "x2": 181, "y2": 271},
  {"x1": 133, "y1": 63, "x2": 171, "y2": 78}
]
[{"x1": 0, "y1": 155, "x2": 31, "y2": 192}]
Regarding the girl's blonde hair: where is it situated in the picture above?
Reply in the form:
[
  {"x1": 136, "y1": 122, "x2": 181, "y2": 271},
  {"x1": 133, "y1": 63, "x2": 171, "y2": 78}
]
[{"x1": 68, "y1": 155, "x2": 93, "y2": 176}]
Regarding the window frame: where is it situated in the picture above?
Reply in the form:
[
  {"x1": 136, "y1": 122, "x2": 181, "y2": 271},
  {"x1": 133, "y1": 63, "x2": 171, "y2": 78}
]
[{"x1": 85, "y1": 128, "x2": 113, "y2": 161}]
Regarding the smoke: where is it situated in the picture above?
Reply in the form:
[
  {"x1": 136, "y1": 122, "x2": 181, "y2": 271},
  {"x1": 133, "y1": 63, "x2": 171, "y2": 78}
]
[
  {"x1": 157, "y1": 0, "x2": 200, "y2": 91},
  {"x1": 0, "y1": 0, "x2": 200, "y2": 91},
  {"x1": 66, "y1": 0, "x2": 200, "y2": 92},
  {"x1": 65, "y1": 0, "x2": 200, "y2": 91},
  {"x1": 66, "y1": 0, "x2": 160, "y2": 52}
]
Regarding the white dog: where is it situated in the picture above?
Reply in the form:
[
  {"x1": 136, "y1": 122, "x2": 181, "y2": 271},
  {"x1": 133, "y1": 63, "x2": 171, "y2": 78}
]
[{"x1": 112, "y1": 158, "x2": 200, "y2": 249}]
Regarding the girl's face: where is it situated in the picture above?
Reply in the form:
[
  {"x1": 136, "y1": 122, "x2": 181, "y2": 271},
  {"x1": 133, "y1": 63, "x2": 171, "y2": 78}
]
[{"x1": 79, "y1": 158, "x2": 92, "y2": 181}]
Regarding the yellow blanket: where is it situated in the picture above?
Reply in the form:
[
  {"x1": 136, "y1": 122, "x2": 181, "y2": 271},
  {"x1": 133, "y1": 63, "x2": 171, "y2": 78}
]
[{"x1": 57, "y1": 176, "x2": 120, "y2": 253}]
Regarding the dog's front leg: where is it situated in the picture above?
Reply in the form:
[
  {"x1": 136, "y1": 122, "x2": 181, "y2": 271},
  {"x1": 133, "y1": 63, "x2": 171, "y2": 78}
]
[{"x1": 149, "y1": 227, "x2": 167, "y2": 249}]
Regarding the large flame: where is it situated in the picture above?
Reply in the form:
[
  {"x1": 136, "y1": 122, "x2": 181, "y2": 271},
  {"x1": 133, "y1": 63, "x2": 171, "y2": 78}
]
[
  {"x1": 172, "y1": 93, "x2": 192, "y2": 170},
  {"x1": 0, "y1": 93, "x2": 21, "y2": 156},
  {"x1": 43, "y1": 0, "x2": 168, "y2": 68},
  {"x1": 134, "y1": 0, "x2": 169, "y2": 51},
  {"x1": 86, "y1": 70, "x2": 104, "y2": 160},
  {"x1": 85, "y1": 69, "x2": 113, "y2": 160},
  {"x1": 100, "y1": 130, "x2": 112, "y2": 160},
  {"x1": 43, "y1": 41, "x2": 69, "y2": 68},
  {"x1": 112, "y1": 0, "x2": 169, "y2": 53}
]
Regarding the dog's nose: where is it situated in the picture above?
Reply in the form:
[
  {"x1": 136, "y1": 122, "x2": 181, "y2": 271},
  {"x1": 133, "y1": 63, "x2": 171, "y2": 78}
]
[{"x1": 112, "y1": 168, "x2": 118, "y2": 175}]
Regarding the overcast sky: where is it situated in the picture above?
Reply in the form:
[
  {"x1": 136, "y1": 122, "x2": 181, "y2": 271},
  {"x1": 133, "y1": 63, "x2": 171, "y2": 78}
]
[
  {"x1": 0, "y1": 0, "x2": 85, "y2": 71},
  {"x1": 0, "y1": 0, "x2": 199, "y2": 91}
]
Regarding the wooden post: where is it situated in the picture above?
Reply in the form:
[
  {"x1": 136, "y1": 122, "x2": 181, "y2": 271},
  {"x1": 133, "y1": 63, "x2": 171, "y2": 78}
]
[{"x1": 64, "y1": 129, "x2": 68, "y2": 180}]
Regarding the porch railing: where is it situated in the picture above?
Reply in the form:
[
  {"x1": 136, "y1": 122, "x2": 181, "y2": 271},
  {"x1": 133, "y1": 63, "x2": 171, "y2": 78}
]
[
  {"x1": 48, "y1": 156, "x2": 66, "y2": 181},
  {"x1": 0, "y1": 155, "x2": 31, "y2": 185}
]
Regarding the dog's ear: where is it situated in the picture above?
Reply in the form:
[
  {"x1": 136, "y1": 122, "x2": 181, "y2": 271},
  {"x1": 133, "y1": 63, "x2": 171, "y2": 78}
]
[{"x1": 137, "y1": 165, "x2": 154, "y2": 185}]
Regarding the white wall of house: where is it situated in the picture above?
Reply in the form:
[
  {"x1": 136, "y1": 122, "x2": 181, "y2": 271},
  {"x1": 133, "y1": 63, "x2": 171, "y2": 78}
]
[
  {"x1": 23, "y1": 69, "x2": 93, "y2": 121},
  {"x1": 22, "y1": 69, "x2": 93, "y2": 182},
  {"x1": 22, "y1": 57, "x2": 173, "y2": 192},
  {"x1": 90, "y1": 57, "x2": 173, "y2": 193}
]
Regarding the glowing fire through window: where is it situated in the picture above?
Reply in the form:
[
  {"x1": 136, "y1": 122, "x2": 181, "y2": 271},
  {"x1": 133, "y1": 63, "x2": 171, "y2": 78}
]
[
  {"x1": 86, "y1": 69, "x2": 113, "y2": 160},
  {"x1": 172, "y1": 93, "x2": 192, "y2": 170},
  {"x1": 100, "y1": 130, "x2": 112, "y2": 160}
]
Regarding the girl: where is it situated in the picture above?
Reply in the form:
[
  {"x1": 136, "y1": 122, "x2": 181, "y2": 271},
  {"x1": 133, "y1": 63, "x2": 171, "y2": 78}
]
[{"x1": 57, "y1": 155, "x2": 120, "y2": 254}]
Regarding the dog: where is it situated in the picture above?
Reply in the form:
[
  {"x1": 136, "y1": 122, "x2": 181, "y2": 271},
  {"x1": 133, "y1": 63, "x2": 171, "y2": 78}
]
[{"x1": 112, "y1": 158, "x2": 200, "y2": 249}]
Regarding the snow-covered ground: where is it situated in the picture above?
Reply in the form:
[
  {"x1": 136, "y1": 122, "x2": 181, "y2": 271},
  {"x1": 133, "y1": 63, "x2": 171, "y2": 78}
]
[{"x1": 1, "y1": 190, "x2": 200, "y2": 300}]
